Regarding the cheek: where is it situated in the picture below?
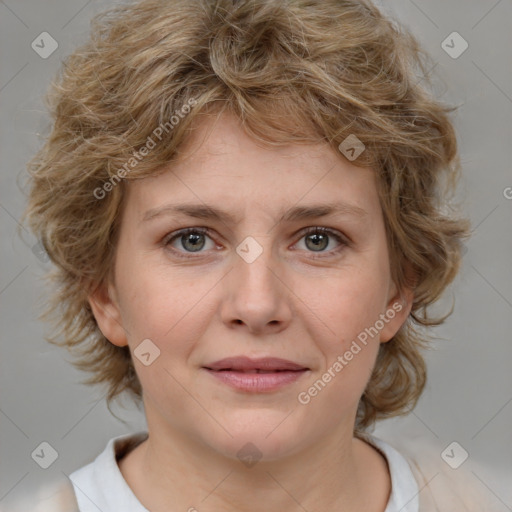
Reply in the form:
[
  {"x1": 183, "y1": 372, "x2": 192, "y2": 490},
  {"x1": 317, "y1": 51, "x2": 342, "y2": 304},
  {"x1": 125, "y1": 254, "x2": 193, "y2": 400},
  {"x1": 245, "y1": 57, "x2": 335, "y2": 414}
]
[
  {"x1": 294, "y1": 262, "x2": 389, "y2": 406},
  {"x1": 303, "y1": 266, "x2": 390, "y2": 347},
  {"x1": 117, "y1": 270, "x2": 215, "y2": 405},
  {"x1": 116, "y1": 261, "x2": 215, "y2": 354},
  {"x1": 296, "y1": 275, "x2": 384, "y2": 419}
]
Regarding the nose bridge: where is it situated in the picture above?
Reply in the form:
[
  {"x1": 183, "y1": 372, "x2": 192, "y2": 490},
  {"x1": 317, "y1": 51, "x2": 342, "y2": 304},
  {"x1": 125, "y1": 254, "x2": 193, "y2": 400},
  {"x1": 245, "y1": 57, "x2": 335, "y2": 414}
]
[
  {"x1": 234, "y1": 234, "x2": 280, "y2": 302},
  {"x1": 221, "y1": 234, "x2": 292, "y2": 332}
]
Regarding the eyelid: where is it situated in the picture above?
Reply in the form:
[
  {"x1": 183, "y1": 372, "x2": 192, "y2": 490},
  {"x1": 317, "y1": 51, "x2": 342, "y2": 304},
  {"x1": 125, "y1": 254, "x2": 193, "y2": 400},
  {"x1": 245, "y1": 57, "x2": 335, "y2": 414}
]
[{"x1": 299, "y1": 226, "x2": 350, "y2": 245}]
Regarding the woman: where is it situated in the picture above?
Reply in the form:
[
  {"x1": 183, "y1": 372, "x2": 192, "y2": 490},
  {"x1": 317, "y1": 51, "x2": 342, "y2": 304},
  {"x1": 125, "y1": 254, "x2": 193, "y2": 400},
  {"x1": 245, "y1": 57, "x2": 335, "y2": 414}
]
[{"x1": 15, "y1": 0, "x2": 499, "y2": 510}]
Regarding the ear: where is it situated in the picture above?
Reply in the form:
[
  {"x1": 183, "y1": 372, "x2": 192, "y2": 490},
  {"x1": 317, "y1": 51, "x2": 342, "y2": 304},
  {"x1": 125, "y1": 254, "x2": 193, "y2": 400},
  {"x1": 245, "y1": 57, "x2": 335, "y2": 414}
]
[
  {"x1": 88, "y1": 280, "x2": 128, "y2": 347},
  {"x1": 379, "y1": 281, "x2": 414, "y2": 344}
]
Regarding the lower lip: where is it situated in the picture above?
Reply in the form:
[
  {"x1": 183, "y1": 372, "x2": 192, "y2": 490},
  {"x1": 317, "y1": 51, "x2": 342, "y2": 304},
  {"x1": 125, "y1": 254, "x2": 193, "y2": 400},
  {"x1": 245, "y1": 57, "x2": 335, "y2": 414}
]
[{"x1": 204, "y1": 369, "x2": 308, "y2": 392}]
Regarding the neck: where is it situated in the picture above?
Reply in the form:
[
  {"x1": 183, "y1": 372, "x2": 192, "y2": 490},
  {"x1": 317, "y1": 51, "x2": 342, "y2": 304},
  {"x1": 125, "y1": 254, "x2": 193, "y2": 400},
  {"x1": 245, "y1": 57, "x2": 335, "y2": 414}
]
[{"x1": 119, "y1": 423, "x2": 389, "y2": 512}]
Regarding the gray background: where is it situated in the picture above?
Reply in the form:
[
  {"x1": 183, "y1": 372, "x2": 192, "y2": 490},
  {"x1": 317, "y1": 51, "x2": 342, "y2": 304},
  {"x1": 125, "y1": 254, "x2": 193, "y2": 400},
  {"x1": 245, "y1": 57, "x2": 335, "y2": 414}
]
[{"x1": 1, "y1": 0, "x2": 511, "y2": 509}]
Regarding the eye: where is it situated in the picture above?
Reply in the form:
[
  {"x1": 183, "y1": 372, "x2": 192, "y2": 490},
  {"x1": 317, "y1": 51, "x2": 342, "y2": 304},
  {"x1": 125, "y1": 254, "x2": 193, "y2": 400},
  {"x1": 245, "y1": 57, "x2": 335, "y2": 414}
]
[
  {"x1": 162, "y1": 226, "x2": 348, "y2": 260},
  {"x1": 294, "y1": 227, "x2": 347, "y2": 258},
  {"x1": 163, "y1": 227, "x2": 217, "y2": 258}
]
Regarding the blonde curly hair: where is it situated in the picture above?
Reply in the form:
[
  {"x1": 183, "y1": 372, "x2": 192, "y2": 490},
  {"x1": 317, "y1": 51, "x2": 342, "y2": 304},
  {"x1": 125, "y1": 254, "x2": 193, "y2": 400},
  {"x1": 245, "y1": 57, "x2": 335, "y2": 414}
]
[{"x1": 22, "y1": 0, "x2": 470, "y2": 432}]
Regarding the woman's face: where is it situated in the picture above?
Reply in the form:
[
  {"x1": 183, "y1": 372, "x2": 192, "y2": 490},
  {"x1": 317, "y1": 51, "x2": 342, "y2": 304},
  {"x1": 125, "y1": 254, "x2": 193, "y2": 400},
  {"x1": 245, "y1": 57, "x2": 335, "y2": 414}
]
[{"x1": 90, "y1": 113, "x2": 411, "y2": 461}]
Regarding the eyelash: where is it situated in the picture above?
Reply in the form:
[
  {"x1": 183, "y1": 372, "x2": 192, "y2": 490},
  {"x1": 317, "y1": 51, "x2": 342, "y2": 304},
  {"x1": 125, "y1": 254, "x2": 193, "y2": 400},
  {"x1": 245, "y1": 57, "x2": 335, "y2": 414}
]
[{"x1": 162, "y1": 226, "x2": 349, "y2": 260}]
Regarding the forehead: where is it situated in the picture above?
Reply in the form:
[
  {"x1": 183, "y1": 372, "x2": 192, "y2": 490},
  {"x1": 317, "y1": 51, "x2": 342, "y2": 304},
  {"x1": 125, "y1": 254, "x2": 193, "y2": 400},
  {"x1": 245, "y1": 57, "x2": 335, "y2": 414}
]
[{"x1": 125, "y1": 113, "x2": 382, "y2": 224}]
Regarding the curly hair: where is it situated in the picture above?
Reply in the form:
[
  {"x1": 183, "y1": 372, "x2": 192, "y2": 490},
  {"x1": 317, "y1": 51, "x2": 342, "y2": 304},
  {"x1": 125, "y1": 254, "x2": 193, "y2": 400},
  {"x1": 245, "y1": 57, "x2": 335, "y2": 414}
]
[{"x1": 22, "y1": 0, "x2": 470, "y2": 432}]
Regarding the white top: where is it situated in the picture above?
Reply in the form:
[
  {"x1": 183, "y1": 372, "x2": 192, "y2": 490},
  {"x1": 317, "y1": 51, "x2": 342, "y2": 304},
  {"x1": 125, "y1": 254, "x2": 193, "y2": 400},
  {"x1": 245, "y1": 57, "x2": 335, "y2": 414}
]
[
  {"x1": 3, "y1": 423, "x2": 503, "y2": 512},
  {"x1": 68, "y1": 431, "x2": 419, "y2": 512}
]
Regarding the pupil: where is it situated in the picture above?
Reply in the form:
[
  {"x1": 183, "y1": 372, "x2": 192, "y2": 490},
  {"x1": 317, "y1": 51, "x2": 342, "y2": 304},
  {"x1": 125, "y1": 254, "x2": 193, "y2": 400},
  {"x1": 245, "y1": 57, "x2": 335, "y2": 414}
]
[
  {"x1": 306, "y1": 233, "x2": 328, "y2": 251},
  {"x1": 183, "y1": 232, "x2": 205, "y2": 252}
]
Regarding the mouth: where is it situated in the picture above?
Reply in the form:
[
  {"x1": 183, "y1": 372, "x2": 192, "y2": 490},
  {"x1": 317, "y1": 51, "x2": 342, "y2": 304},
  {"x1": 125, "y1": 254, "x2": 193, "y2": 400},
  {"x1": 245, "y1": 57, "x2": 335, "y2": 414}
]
[
  {"x1": 202, "y1": 356, "x2": 310, "y2": 392},
  {"x1": 204, "y1": 356, "x2": 309, "y2": 372}
]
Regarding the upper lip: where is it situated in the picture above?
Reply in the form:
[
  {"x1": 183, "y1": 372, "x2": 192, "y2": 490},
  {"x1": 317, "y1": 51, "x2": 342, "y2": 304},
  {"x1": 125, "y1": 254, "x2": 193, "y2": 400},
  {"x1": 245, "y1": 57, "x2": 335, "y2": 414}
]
[{"x1": 204, "y1": 356, "x2": 309, "y2": 372}]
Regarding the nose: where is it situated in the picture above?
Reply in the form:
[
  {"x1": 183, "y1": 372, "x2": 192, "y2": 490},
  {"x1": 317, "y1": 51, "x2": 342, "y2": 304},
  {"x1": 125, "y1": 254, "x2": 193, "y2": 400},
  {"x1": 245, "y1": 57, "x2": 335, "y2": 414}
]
[{"x1": 220, "y1": 239, "x2": 293, "y2": 335}]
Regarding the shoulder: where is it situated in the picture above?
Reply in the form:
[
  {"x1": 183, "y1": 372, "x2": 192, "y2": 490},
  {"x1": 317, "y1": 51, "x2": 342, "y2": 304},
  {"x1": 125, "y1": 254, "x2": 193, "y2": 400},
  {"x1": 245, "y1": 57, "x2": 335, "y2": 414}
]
[
  {"x1": 0, "y1": 432, "x2": 147, "y2": 512},
  {"x1": 371, "y1": 418, "x2": 507, "y2": 512},
  {"x1": 68, "y1": 431, "x2": 149, "y2": 512},
  {"x1": 0, "y1": 475, "x2": 79, "y2": 512}
]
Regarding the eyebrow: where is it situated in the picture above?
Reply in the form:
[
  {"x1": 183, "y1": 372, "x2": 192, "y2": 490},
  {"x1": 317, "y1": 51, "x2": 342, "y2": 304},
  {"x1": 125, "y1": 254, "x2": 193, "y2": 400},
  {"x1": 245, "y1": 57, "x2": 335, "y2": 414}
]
[{"x1": 142, "y1": 201, "x2": 368, "y2": 224}]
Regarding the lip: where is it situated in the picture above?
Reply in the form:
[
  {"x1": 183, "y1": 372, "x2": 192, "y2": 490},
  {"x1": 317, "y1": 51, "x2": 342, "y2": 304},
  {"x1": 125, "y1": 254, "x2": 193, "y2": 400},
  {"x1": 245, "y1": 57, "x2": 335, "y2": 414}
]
[
  {"x1": 204, "y1": 356, "x2": 308, "y2": 372},
  {"x1": 203, "y1": 356, "x2": 310, "y2": 393}
]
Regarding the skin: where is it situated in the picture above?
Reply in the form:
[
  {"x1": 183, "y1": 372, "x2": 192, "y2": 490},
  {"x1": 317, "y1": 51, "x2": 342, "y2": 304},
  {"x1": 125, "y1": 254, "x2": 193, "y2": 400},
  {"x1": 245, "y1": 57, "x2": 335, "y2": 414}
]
[{"x1": 89, "y1": 112, "x2": 413, "y2": 512}]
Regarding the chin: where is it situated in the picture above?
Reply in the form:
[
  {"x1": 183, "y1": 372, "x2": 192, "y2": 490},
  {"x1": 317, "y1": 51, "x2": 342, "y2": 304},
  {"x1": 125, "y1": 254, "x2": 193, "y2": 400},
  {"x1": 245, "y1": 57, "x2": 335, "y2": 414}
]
[{"x1": 205, "y1": 410, "x2": 308, "y2": 462}]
